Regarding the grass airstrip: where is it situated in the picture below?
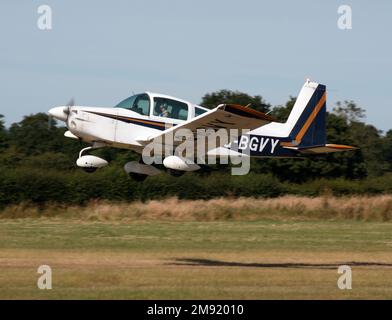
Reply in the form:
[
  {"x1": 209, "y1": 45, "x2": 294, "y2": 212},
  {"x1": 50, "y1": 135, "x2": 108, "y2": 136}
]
[{"x1": 1, "y1": 196, "x2": 392, "y2": 299}]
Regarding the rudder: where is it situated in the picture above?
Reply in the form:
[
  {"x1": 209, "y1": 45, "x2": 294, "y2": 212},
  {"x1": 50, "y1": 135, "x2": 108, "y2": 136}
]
[{"x1": 289, "y1": 83, "x2": 326, "y2": 147}]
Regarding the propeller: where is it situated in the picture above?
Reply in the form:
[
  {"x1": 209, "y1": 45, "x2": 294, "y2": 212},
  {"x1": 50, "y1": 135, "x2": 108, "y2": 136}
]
[
  {"x1": 48, "y1": 98, "x2": 75, "y2": 129},
  {"x1": 63, "y1": 98, "x2": 74, "y2": 128}
]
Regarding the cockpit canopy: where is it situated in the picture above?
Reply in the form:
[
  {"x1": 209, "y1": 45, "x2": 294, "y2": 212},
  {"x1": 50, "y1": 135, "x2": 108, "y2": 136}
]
[{"x1": 115, "y1": 93, "x2": 208, "y2": 120}]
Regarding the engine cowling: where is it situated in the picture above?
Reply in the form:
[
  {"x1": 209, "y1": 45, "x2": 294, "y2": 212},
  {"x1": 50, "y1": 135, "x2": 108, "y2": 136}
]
[
  {"x1": 76, "y1": 155, "x2": 108, "y2": 168},
  {"x1": 163, "y1": 156, "x2": 200, "y2": 172}
]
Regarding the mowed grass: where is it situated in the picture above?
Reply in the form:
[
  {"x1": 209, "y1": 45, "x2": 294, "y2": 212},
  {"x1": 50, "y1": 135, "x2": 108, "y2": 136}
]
[{"x1": 1, "y1": 217, "x2": 392, "y2": 299}]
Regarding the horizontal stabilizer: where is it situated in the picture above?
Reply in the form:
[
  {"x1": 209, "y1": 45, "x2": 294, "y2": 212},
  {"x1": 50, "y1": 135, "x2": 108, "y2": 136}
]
[{"x1": 283, "y1": 144, "x2": 357, "y2": 154}]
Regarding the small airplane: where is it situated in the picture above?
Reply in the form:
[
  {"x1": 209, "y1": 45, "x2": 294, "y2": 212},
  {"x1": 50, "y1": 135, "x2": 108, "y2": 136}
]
[{"x1": 48, "y1": 80, "x2": 356, "y2": 181}]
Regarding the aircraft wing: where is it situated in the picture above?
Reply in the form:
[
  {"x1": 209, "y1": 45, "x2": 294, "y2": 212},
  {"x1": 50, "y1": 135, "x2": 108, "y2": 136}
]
[{"x1": 137, "y1": 104, "x2": 275, "y2": 150}]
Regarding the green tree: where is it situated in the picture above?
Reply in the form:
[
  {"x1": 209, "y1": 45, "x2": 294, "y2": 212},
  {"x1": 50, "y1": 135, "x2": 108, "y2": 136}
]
[
  {"x1": 332, "y1": 101, "x2": 383, "y2": 176},
  {"x1": 6, "y1": 113, "x2": 83, "y2": 170},
  {"x1": 199, "y1": 94, "x2": 370, "y2": 181},
  {"x1": 270, "y1": 97, "x2": 296, "y2": 122},
  {"x1": 382, "y1": 130, "x2": 392, "y2": 171},
  {"x1": 0, "y1": 115, "x2": 8, "y2": 150},
  {"x1": 8, "y1": 113, "x2": 68, "y2": 155},
  {"x1": 333, "y1": 100, "x2": 365, "y2": 123},
  {"x1": 347, "y1": 122, "x2": 383, "y2": 175},
  {"x1": 200, "y1": 89, "x2": 271, "y2": 113},
  {"x1": 251, "y1": 100, "x2": 368, "y2": 181},
  {"x1": 5, "y1": 113, "x2": 137, "y2": 170}
]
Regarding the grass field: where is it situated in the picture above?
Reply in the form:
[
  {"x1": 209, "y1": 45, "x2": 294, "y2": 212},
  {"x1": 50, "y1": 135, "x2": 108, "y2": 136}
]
[{"x1": 1, "y1": 197, "x2": 392, "y2": 299}]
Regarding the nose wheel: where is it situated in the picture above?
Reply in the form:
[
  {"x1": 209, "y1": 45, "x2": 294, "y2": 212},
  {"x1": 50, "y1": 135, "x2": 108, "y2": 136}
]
[
  {"x1": 77, "y1": 143, "x2": 108, "y2": 173},
  {"x1": 167, "y1": 168, "x2": 185, "y2": 177},
  {"x1": 83, "y1": 167, "x2": 98, "y2": 173}
]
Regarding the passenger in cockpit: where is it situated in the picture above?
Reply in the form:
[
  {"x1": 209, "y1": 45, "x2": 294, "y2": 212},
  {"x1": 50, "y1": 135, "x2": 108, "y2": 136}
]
[{"x1": 159, "y1": 103, "x2": 169, "y2": 118}]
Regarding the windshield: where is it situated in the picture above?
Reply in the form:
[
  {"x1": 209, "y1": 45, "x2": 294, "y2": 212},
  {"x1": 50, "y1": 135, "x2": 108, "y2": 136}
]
[
  {"x1": 115, "y1": 94, "x2": 138, "y2": 109},
  {"x1": 115, "y1": 93, "x2": 150, "y2": 116}
]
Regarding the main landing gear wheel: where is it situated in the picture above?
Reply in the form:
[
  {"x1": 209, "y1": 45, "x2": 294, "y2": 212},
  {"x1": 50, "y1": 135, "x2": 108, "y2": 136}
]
[
  {"x1": 167, "y1": 169, "x2": 185, "y2": 177},
  {"x1": 124, "y1": 159, "x2": 162, "y2": 181},
  {"x1": 83, "y1": 167, "x2": 98, "y2": 173},
  {"x1": 129, "y1": 172, "x2": 148, "y2": 182}
]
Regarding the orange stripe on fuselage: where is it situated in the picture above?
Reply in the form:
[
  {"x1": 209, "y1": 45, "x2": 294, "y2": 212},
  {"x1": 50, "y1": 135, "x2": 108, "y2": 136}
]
[
  {"x1": 294, "y1": 92, "x2": 326, "y2": 144},
  {"x1": 116, "y1": 115, "x2": 167, "y2": 127},
  {"x1": 87, "y1": 111, "x2": 169, "y2": 129}
]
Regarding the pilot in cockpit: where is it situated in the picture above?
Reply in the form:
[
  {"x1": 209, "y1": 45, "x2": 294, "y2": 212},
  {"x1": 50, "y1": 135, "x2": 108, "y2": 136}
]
[{"x1": 157, "y1": 102, "x2": 169, "y2": 118}]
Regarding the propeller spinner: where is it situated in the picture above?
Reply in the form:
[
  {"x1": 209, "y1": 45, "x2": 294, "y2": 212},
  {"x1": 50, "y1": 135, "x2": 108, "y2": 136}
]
[{"x1": 48, "y1": 98, "x2": 74, "y2": 123}]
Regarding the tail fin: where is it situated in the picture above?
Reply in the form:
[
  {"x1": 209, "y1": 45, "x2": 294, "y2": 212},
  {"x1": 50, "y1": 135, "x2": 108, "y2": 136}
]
[
  {"x1": 257, "y1": 80, "x2": 326, "y2": 147},
  {"x1": 278, "y1": 80, "x2": 356, "y2": 153},
  {"x1": 283, "y1": 80, "x2": 326, "y2": 147},
  {"x1": 256, "y1": 80, "x2": 356, "y2": 153}
]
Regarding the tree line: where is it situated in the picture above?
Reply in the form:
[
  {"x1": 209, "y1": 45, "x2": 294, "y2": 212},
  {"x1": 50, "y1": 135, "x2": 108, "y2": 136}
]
[{"x1": 0, "y1": 89, "x2": 391, "y2": 206}]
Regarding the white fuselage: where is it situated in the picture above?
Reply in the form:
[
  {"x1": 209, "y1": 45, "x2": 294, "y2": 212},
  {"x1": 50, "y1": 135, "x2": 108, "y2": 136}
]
[
  {"x1": 49, "y1": 81, "x2": 327, "y2": 158},
  {"x1": 61, "y1": 92, "x2": 208, "y2": 153}
]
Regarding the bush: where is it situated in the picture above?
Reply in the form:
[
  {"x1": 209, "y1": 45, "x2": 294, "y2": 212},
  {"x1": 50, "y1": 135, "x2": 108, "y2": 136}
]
[{"x1": 1, "y1": 168, "x2": 392, "y2": 208}]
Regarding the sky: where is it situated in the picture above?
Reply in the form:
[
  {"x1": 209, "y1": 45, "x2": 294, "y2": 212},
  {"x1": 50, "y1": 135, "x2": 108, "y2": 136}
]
[{"x1": 0, "y1": 1, "x2": 391, "y2": 132}]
